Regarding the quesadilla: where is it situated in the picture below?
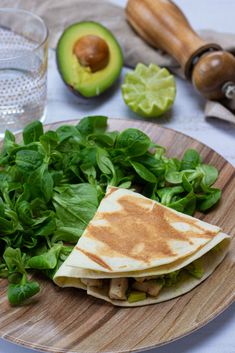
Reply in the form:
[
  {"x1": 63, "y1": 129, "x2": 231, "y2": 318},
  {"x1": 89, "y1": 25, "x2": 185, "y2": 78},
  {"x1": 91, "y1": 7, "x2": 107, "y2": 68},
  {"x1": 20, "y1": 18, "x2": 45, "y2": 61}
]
[{"x1": 54, "y1": 186, "x2": 230, "y2": 306}]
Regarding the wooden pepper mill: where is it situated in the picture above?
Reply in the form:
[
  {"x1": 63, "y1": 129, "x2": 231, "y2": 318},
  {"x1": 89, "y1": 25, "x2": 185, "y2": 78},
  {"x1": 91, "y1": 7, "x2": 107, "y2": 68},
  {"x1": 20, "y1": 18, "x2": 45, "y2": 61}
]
[{"x1": 126, "y1": 0, "x2": 235, "y2": 101}]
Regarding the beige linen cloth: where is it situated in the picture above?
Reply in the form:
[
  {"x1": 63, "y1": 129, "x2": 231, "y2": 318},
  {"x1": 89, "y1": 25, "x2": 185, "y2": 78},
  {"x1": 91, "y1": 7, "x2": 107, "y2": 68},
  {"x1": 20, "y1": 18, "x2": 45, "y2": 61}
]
[{"x1": 1, "y1": 0, "x2": 235, "y2": 123}]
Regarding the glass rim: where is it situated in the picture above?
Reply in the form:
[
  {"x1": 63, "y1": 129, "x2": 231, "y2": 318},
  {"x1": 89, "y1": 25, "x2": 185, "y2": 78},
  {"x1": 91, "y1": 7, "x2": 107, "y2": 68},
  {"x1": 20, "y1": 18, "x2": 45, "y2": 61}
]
[{"x1": 0, "y1": 7, "x2": 49, "y2": 61}]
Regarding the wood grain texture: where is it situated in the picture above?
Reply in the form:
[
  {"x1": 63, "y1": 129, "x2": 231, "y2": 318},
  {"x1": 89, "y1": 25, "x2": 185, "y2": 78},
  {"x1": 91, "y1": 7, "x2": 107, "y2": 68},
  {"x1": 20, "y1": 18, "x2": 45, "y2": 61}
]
[
  {"x1": 126, "y1": 0, "x2": 235, "y2": 100},
  {"x1": 192, "y1": 51, "x2": 235, "y2": 100},
  {"x1": 126, "y1": 0, "x2": 221, "y2": 78},
  {"x1": 0, "y1": 119, "x2": 234, "y2": 353}
]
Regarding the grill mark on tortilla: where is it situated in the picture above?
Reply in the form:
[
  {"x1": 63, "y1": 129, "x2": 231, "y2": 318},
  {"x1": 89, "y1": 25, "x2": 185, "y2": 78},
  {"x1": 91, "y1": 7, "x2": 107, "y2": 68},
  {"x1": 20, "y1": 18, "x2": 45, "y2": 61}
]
[
  {"x1": 76, "y1": 247, "x2": 112, "y2": 271},
  {"x1": 121, "y1": 195, "x2": 216, "y2": 238},
  {"x1": 83, "y1": 193, "x2": 217, "y2": 264}
]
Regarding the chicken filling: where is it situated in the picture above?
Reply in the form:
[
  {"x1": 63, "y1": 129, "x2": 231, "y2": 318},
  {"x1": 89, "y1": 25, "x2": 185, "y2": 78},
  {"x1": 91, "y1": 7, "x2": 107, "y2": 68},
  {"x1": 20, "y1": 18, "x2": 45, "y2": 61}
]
[{"x1": 80, "y1": 257, "x2": 204, "y2": 302}]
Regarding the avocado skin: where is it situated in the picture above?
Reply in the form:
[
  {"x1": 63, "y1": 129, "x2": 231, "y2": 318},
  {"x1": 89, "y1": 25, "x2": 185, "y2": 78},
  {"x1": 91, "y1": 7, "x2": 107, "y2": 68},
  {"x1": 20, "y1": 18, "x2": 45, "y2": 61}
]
[{"x1": 56, "y1": 21, "x2": 123, "y2": 98}]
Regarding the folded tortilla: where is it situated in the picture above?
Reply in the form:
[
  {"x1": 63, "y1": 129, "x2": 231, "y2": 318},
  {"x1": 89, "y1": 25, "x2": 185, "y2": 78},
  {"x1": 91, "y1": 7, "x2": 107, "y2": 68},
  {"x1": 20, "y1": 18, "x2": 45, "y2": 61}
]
[{"x1": 54, "y1": 186, "x2": 230, "y2": 306}]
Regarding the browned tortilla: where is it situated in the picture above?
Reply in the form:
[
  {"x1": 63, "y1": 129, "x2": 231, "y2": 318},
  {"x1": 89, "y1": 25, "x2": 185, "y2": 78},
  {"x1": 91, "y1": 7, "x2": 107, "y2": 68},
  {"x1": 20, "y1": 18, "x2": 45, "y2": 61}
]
[{"x1": 65, "y1": 187, "x2": 221, "y2": 272}]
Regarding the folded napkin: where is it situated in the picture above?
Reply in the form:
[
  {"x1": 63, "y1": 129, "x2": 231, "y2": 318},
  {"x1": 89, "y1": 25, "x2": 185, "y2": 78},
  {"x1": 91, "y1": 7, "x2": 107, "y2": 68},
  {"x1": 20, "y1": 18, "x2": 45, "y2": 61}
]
[{"x1": 2, "y1": 0, "x2": 235, "y2": 123}]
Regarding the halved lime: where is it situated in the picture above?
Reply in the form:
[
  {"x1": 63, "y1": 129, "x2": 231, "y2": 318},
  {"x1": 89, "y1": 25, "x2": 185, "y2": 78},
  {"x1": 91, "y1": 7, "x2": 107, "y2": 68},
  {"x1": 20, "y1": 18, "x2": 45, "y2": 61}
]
[{"x1": 121, "y1": 63, "x2": 176, "y2": 118}]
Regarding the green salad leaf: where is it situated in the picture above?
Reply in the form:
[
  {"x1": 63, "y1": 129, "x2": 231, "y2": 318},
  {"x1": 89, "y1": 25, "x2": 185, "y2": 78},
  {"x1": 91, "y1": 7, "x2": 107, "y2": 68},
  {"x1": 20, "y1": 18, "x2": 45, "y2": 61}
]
[
  {"x1": 8, "y1": 280, "x2": 40, "y2": 306},
  {"x1": 0, "y1": 116, "x2": 222, "y2": 305}
]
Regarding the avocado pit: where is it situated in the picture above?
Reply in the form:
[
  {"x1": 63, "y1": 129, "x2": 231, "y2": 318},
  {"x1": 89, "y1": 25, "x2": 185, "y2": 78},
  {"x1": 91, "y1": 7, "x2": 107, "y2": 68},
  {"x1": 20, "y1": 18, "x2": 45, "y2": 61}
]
[{"x1": 73, "y1": 35, "x2": 110, "y2": 73}]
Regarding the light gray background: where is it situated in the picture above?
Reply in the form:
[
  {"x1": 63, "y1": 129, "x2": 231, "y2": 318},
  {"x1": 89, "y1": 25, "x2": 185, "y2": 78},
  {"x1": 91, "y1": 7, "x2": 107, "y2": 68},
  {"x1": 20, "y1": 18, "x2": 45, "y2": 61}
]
[{"x1": 0, "y1": 1, "x2": 234, "y2": 352}]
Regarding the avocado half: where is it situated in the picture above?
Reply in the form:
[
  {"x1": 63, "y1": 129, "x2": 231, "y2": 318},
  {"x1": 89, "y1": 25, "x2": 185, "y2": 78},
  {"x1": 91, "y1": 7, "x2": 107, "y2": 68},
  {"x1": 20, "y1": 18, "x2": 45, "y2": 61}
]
[{"x1": 56, "y1": 22, "x2": 123, "y2": 98}]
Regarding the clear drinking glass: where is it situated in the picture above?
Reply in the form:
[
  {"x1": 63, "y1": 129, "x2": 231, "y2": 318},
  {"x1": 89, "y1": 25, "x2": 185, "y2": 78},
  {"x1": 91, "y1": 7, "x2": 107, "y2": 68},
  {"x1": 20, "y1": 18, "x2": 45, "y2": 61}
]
[{"x1": 0, "y1": 8, "x2": 48, "y2": 134}]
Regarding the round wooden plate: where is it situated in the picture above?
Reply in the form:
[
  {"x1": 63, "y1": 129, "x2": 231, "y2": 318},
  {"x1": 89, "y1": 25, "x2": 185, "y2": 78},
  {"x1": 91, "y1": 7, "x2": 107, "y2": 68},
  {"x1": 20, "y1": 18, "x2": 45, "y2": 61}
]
[{"x1": 0, "y1": 119, "x2": 234, "y2": 353}]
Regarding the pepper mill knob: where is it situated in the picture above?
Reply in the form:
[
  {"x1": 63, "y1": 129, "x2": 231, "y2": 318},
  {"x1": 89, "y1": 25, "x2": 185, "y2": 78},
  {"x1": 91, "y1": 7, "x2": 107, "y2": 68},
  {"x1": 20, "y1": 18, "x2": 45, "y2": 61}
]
[{"x1": 192, "y1": 51, "x2": 235, "y2": 100}]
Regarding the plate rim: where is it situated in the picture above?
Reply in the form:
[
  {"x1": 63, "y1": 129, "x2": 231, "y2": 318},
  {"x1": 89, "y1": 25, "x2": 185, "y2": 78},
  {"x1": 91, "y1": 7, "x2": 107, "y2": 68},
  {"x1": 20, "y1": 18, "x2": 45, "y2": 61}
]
[{"x1": 0, "y1": 118, "x2": 234, "y2": 353}]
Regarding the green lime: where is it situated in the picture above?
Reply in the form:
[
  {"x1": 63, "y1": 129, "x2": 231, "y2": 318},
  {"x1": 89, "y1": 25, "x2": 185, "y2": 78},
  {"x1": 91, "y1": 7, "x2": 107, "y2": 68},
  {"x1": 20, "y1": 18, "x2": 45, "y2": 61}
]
[{"x1": 121, "y1": 63, "x2": 176, "y2": 118}]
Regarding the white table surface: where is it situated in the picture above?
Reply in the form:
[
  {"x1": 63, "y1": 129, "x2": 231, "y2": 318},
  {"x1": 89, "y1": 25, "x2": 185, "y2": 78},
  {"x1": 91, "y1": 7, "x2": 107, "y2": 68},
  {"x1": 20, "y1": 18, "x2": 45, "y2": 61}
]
[{"x1": 1, "y1": 0, "x2": 235, "y2": 352}]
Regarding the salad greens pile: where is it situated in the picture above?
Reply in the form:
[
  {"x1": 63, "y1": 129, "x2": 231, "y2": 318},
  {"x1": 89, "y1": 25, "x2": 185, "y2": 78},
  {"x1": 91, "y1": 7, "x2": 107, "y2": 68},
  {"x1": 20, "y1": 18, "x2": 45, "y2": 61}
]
[{"x1": 0, "y1": 116, "x2": 221, "y2": 305}]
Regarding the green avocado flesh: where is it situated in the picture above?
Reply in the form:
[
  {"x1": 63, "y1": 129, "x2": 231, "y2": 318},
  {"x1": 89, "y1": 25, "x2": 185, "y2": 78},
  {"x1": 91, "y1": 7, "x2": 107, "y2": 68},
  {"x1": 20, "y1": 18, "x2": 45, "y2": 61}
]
[{"x1": 56, "y1": 22, "x2": 123, "y2": 98}]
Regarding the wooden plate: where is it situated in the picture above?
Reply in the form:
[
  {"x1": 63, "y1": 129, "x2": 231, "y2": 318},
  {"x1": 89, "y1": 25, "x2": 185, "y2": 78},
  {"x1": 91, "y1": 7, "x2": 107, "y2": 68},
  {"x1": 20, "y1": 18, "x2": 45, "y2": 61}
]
[{"x1": 0, "y1": 119, "x2": 234, "y2": 353}]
